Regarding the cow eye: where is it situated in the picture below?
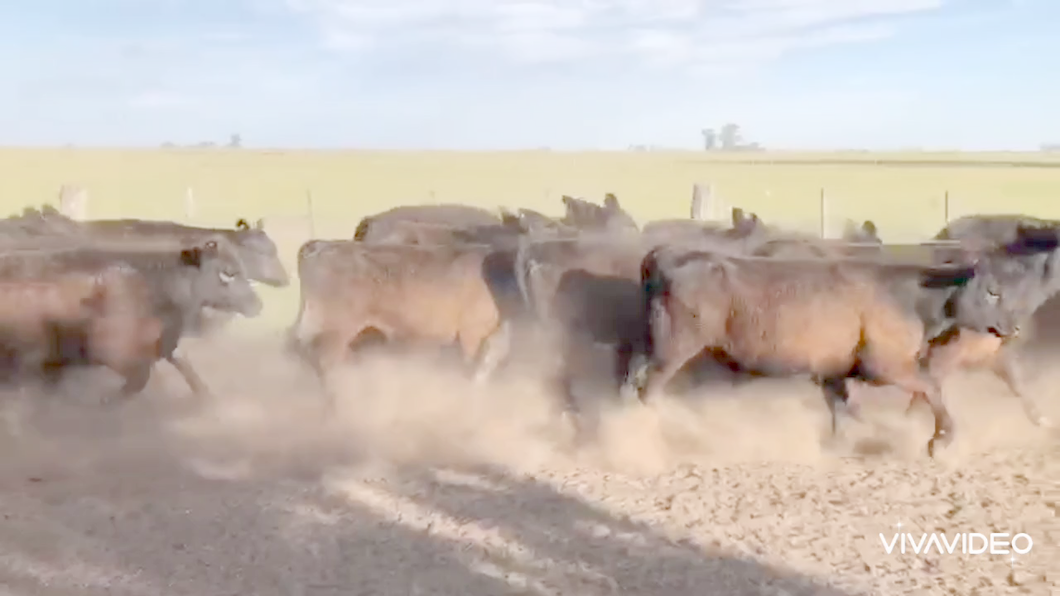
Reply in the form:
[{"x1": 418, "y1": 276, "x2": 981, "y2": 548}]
[{"x1": 219, "y1": 270, "x2": 235, "y2": 284}]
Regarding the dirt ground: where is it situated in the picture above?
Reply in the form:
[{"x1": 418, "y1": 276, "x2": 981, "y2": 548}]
[{"x1": 0, "y1": 304, "x2": 1058, "y2": 596}]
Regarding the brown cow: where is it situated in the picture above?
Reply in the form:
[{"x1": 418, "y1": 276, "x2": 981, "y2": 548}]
[
  {"x1": 353, "y1": 204, "x2": 503, "y2": 243},
  {"x1": 287, "y1": 240, "x2": 509, "y2": 407},
  {"x1": 626, "y1": 243, "x2": 1031, "y2": 457},
  {"x1": 559, "y1": 194, "x2": 639, "y2": 233},
  {"x1": 0, "y1": 264, "x2": 164, "y2": 396},
  {"x1": 0, "y1": 240, "x2": 262, "y2": 397}
]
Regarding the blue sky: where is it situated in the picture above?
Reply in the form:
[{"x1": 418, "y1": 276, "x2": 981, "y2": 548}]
[{"x1": 0, "y1": 0, "x2": 1056, "y2": 150}]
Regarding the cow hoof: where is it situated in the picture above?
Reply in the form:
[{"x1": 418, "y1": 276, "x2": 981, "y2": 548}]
[
  {"x1": 841, "y1": 401, "x2": 863, "y2": 422},
  {"x1": 927, "y1": 433, "x2": 953, "y2": 458},
  {"x1": 618, "y1": 383, "x2": 640, "y2": 404}
]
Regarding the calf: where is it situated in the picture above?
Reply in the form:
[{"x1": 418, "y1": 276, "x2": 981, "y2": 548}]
[
  {"x1": 0, "y1": 264, "x2": 164, "y2": 394},
  {"x1": 353, "y1": 204, "x2": 502, "y2": 243},
  {"x1": 287, "y1": 240, "x2": 508, "y2": 407},
  {"x1": 20, "y1": 207, "x2": 289, "y2": 288},
  {"x1": 0, "y1": 240, "x2": 262, "y2": 397},
  {"x1": 559, "y1": 194, "x2": 639, "y2": 233},
  {"x1": 626, "y1": 245, "x2": 1020, "y2": 456},
  {"x1": 513, "y1": 235, "x2": 650, "y2": 421},
  {"x1": 907, "y1": 226, "x2": 1060, "y2": 428},
  {"x1": 935, "y1": 213, "x2": 1059, "y2": 246}
]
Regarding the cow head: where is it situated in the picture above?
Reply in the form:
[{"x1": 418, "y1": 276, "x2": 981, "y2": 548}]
[
  {"x1": 180, "y1": 239, "x2": 263, "y2": 318},
  {"x1": 729, "y1": 207, "x2": 766, "y2": 238},
  {"x1": 843, "y1": 219, "x2": 881, "y2": 244},
  {"x1": 226, "y1": 217, "x2": 290, "y2": 287},
  {"x1": 951, "y1": 227, "x2": 1060, "y2": 339},
  {"x1": 601, "y1": 193, "x2": 639, "y2": 233}
]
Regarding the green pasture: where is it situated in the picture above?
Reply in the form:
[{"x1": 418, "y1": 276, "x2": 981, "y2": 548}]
[{"x1": 2, "y1": 148, "x2": 1060, "y2": 331}]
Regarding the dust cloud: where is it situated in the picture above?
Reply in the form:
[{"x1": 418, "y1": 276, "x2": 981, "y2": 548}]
[{"x1": 0, "y1": 312, "x2": 1056, "y2": 595}]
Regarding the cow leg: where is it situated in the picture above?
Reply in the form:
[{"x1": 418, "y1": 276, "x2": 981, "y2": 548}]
[
  {"x1": 616, "y1": 341, "x2": 645, "y2": 403},
  {"x1": 39, "y1": 362, "x2": 65, "y2": 393},
  {"x1": 991, "y1": 348, "x2": 1051, "y2": 427},
  {"x1": 118, "y1": 364, "x2": 153, "y2": 396},
  {"x1": 820, "y1": 376, "x2": 857, "y2": 437},
  {"x1": 640, "y1": 351, "x2": 701, "y2": 403},
  {"x1": 306, "y1": 329, "x2": 359, "y2": 411},
  {"x1": 471, "y1": 321, "x2": 511, "y2": 385},
  {"x1": 896, "y1": 372, "x2": 954, "y2": 457},
  {"x1": 165, "y1": 354, "x2": 210, "y2": 397}
]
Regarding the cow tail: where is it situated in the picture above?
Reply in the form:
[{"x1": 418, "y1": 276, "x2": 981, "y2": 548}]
[
  {"x1": 513, "y1": 235, "x2": 538, "y2": 318},
  {"x1": 286, "y1": 241, "x2": 320, "y2": 355},
  {"x1": 640, "y1": 247, "x2": 670, "y2": 364}
]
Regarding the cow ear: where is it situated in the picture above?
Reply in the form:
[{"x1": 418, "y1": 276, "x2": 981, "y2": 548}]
[
  {"x1": 603, "y1": 193, "x2": 619, "y2": 209},
  {"x1": 235, "y1": 218, "x2": 250, "y2": 231},
  {"x1": 254, "y1": 218, "x2": 264, "y2": 230},
  {"x1": 180, "y1": 247, "x2": 202, "y2": 267}
]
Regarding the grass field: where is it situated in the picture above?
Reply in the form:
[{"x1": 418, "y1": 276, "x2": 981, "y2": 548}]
[{"x1": 4, "y1": 147, "x2": 1060, "y2": 329}]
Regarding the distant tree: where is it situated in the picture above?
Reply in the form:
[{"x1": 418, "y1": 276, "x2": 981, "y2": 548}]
[
  {"x1": 720, "y1": 123, "x2": 742, "y2": 150},
  {"x1": 228, "y1": 133, "x2": 242, "y2": 148},
  {"x1": 701, "y1": 128, "x2": 717, "y2": 151},
  {"x1": 1040, "y1": 143, "x2": 1060, "y2": 152}
]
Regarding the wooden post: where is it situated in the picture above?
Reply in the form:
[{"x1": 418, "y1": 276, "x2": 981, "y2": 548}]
[
  {"x1": 943, "y1": 190, "x2": 950, "y2": 224},
  {"x1": 819, "y1": 187, "x2": 828, "y2": 238},
  {"x1": 690, "y1": 183, "x2": 705, "y2": 220},
  {"x1": 58, "y1": 185, "x2": 88, "y2": 220},
  {"x1": 305, "y1": 189, "x2": 316, "y2": 238},
  {"x1": 184, "y1": 187, "x2": 196, "y2": 221}
]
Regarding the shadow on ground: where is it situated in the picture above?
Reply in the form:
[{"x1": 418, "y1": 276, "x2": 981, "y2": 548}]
[{"x1": 0, "y1": 426, "x2": 861, "y2": 595}]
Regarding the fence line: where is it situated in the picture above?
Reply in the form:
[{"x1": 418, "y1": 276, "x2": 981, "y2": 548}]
[{"x1": 43, "y1": 182, "x2": 980, "y2": 243}]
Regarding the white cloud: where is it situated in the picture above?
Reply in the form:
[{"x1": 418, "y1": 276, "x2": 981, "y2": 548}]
[{"x1": 286, "y1": 0, "x2": 945, "y2": 68}]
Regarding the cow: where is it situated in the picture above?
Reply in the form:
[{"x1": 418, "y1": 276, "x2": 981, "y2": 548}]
[
  {"x1": 9, "y1": 209, "x2": 285, "y2": 337},
  {"x1": 0, "y1": 240, "x2": 262, "y2": 397},
  {"x1": 902, "y1": 224, "x2": 1060, "y2": 429},
  {"x1": 499, "y1": 207, "x2": 572, "y2": 236},
  {"x1": 286, "y1": 240, "x2": 510, "y2": 408},
  {"x1": 640, "y1": 207, "x2": 771, "y2": 253},
  {"x1": 352, "y1": 217, "x2": 554, "y2": 249},
  {"x1": 353, "y1": 204, "x2": 503, "y2": 243},
  {"x1": 623, "y1": 240, "x2": 1043, "y2": 457},
  {"x1": 512, "y1": 234, "x2": 651, "y2": 428},
  {"x1": 559, "y1": 194, "x2": 639, "y2": 233},
  {"x1": 0, "y1": 264, "x2": 164, "y2": 394},
  {"x1": 935, "y1": 214, "x2": 1060, "y2": 246},
  {"x1": 68, "y1": 215, "x2": 289, "y2": 288},
  {"x1": 844, "y1": 219, "x2": 882, "y2": 244}
]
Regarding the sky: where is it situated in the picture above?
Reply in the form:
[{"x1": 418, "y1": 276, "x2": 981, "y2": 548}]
[{"x1": 0, "y1": 0, "x2": 1056, "y2": 150}]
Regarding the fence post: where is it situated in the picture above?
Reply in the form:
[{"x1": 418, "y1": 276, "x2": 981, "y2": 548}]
[
  {"x1": 818, "y1": 187, "x2": 828, "y2": 238},
  {"x1": 690, "y1": 183, "x2": 706, "y2": 220},
  {"x1": 305, "y1": 189, "x2": 316, "y2": 238},
  {"x1": 58, "y1": 184, "x2": 88, "y2": 220},
  {"x1": 943, "y1": 190, "x2": 950, "y2": 225},
  {"x1": 184, "y1": 187, "x2": 196, "y2": 221}
]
